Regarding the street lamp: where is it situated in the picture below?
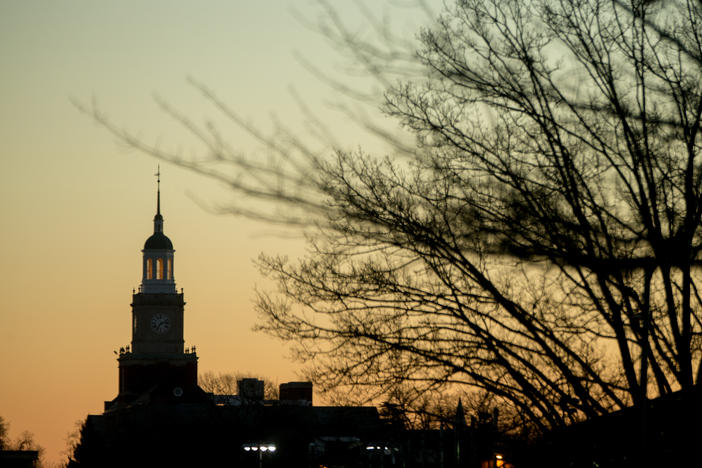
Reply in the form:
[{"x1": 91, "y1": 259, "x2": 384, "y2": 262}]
[
  {"x1": 365, "y1": 444, "x2": 396, "y2": 467},
  {"x1": 242, "y1": 443, "x2": 277, "y2": 468}
]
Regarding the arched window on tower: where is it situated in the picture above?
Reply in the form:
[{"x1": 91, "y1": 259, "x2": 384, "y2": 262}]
[
  {"x1": 146, "y1": 258, "x2": 153, "y2": 280},
  {"x1": 156, "y1": 258, "x2": 163, "y2": 280},
  {"x1": 167, "y1": 258, "x2": 172, "y2": 280}
]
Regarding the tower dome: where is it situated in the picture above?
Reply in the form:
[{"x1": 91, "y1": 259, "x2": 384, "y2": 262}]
[{"x1": 144, "y1": 229, "x2": 173, "y2": 250}]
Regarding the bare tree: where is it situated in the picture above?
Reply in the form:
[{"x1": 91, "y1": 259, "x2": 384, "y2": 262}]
[
  {"x1": 0, "y1": 417, "x2": 45, "y2": 466},
  {"x1": 62, "y1": 420, "x2": 85, "y2": 468},
  {"x1": 0, "y1": 416, "x2": 7, "y2": 451},
  {"x1": 80, "y1": 0, "x2": 702, "y2": 432},
  {"x1": 378, "y1": 386, "x2": 469, "y2": 430},
  {"x1": 199, "y1": 371, "x2": 279, "y2": 400}
]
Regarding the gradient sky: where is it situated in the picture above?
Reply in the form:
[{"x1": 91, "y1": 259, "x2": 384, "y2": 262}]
[{"x1": 0, "y1": 1, "x2": 428, "y2": 464}]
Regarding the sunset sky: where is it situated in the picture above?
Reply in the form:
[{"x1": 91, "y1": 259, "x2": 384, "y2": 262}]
[{"x1": 0, "y1": 1, "x2": 426, "y2": 464}]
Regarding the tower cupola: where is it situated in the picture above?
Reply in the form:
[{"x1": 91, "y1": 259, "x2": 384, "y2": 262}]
[{"x1": 141, "y1": 168, "x2": 176, "y2": 294}]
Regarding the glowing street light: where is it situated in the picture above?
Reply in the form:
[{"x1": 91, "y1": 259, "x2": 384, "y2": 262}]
[
  {"x1": 366, "y1": 443, "x2": 397, "y2": 466},
  {"x1": 242, "y1": 443, "x2": 277, "y2": 468},
  {"x1": 365, "y1": 445, "x2": 392, "y2": 454}
]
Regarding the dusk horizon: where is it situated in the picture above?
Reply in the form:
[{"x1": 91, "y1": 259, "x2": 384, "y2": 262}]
[{"x1": 4, "y1": 1, "x2": 702, "y2": 467}]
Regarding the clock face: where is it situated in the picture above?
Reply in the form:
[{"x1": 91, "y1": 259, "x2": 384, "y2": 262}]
[{"x1": 150, "y1": 313, "x2": 171, "y2": 335}]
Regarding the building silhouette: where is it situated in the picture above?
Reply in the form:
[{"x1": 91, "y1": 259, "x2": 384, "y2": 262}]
[
  {"x1": 67, "y1": 177, "x2": 386, "y2": 467},
  {"x1": 0, "y1": 450, "x2": 39, "y2": 468},
  {"x1": 67, "y1": 174, "x2": 511, "y2": 468}
]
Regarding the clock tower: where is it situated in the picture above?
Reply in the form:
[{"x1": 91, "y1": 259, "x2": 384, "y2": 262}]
[{"x1": 106, "y1": 171, "x2": 203, "y2": 411}]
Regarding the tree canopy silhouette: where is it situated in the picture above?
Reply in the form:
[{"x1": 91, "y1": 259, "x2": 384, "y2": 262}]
[{"x1": 81, "y1": 0, "x2": 702, "y2": 432}]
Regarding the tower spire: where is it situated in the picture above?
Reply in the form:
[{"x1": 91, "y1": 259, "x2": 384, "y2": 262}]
[
  {"x1": 156, "y1": 165, "x2": 161, "y2": 216},
  {"x1": 153, "y1": 166, "x2": 163, "y2": 234},
  {"x1": 142, "y1": 166, "x2": 175, "y2": 294}
]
